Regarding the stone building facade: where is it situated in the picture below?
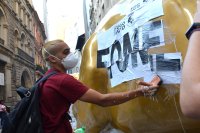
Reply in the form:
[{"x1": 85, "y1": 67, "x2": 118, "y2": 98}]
[
  {"x1": 0, "y1": 0, "x2": 46, "y2": 107},
  {"x1": 89, "y1": 0, "x2": 119, "y2": 34},
  {"x1": 33, "y1": 11, "x2": 47, "y2": 76},
  {"x1": 32, "y1": 0, "x2": 48, "y2": 39}
]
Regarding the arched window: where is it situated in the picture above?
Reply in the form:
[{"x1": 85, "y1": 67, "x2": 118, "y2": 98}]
[{"x1": 21, "y1": 70, "x2": 32, "y2": 88}]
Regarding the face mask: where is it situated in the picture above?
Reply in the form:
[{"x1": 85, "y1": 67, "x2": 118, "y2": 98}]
[
  {"x1": 43, "y1": 48, "x2": 79, "y2": 70},
  {"x1": 61, "y1": 51, "x2": 79, "y2": 69}
]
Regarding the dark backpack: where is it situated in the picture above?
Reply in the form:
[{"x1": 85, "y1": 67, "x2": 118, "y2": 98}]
[{"x1": 2, "y1": 71, "x2": 57, "y2": 133}]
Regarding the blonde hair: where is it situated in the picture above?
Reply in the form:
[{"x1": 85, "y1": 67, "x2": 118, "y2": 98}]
[{"x1": 42, "y1": 39, "x2": 64, "y2": 61}]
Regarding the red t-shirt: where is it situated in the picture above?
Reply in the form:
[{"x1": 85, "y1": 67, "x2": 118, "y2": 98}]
[{"x1": 39, "y1": 68, "x2": 89, "y2": 133}]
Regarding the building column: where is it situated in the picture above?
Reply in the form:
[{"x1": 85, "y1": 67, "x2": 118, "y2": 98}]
[{"x1": 5, "y1": 63, "x2": 12, "y2": 98}]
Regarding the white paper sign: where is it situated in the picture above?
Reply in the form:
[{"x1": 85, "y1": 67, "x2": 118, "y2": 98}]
[
  {"x1": 96, "y1": 1, "x2": 182, "y2": 87},
  {"x1": 97, "y1": 0, "x2": 164, "y2": 51},
  {"x1": 97, "y1": 20, "x2": 166, "y2": 87},
  {"x1": 126, "y1": 0, "x2": 164, "y2": 27},
  {"x1": 149, "y1": 53, "x2": 182, "y2": 84},
  {"x1": 0, "y1": 73, "x2": 4, "y2": 86}
]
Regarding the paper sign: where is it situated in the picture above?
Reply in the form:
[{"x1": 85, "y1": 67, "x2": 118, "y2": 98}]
[{"x1": 0, "y1": 73, "x2": 4, "y2": 86}]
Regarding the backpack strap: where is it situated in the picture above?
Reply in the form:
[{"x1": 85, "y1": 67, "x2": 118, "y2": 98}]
[
  {"x1": 32, "y1": 71, "x2": 57, "y2": 96},
  {"x1": 33, "y1": 71, "x2": 57, "y2": 90}
]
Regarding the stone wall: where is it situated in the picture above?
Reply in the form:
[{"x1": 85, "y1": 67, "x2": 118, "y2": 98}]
[{"x1": 0, "y1": 0, "x2": 39, "y2": 107}]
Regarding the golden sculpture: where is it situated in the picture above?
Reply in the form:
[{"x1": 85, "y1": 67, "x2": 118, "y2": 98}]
[{"x1": 73, "y1": 0, "x2": 200, "y2": 132}]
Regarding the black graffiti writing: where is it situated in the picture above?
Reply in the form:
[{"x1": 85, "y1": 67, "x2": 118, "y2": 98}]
[
  {"x1": 149, "y1": 54, "x2": 181, "y2": 72},
  {"x1": 131, "y1": 3, "x2": 141, "y2": 12},
  {"x1": 97, "y1": 48, "x2": 110, "y2": 68},
  {"x1": 143, "y1": 0, "x2": 150, "y2": 2},
  {"x1": 97, "y1": 20, "x2": 164, "y2": 79},
  {"x1": 143, "y1": 20, "x2": 162, "y2": 48},
  {"x1": 97, "y1": 32, "x2": 146, "y2": 78},
  {"x1": 114, "y1": 21, "x2": 126, "y2": 35}
]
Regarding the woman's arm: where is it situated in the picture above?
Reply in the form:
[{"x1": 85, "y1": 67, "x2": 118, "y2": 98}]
[{"x1": 180, "y1": 0, "x2": 200, "y2": 119}]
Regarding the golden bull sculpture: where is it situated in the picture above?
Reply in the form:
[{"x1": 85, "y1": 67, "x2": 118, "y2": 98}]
[{"x1": 73, "y1": 0, "x2": 200, "y2": 132}]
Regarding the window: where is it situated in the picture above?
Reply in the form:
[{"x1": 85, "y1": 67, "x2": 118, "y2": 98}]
[
  {"x1": 0, "y1": 9, "x2": 5, "y2": 45},
  {"x1": 20, "y1": 8, "x2": 24, "y2": 21},
  {"x1": 14, "y1": 30, "x2": 19, "y2": 48},
  {"x1": 21, "y1": 33, "x2": 25, "y2": 50},
  {"x1": 18, "y1": 3, "x2": 21, "y2": 18},
  {"x1": 0, "y1": 10, "x2": 3, "y2": 40},
  {"x1": 15, "y1": 1, "x2": 18, "y2": 15}
]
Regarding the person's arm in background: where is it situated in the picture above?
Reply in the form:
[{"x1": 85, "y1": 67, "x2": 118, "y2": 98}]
[{"x1": 180, "y1": 0, "x2": 200, "y2": 119}]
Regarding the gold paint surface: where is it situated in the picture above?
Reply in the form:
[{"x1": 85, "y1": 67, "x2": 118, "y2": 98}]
[{"x1": 73, "y1": 0, "x2": 200, "y2": 132}]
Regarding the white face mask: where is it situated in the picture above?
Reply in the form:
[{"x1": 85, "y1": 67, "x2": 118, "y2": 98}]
[
  {"x1": 61, "y1": 51, "x2": 79, "y2": 69},
  {"x1": 43, "y1": 48, "x2": 79, "y2": 70}
]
